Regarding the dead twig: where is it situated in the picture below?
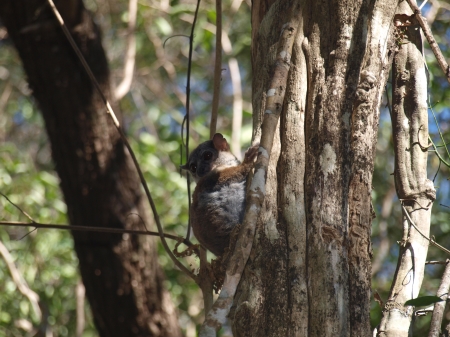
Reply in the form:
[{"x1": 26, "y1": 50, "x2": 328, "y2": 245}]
[
  {"x1": 406, "y1": 0, "x2": 450, "y2": 84},
  {"x1": 0, "y1": 220, "x2": 193, "y2": 246}
]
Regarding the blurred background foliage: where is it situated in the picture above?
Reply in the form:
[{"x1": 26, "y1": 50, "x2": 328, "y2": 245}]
[{"x1": 0, "y1": 0, "x2": 449, "y2": 336}]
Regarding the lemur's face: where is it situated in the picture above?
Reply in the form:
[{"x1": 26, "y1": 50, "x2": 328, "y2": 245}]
[
  {"x1": 183, "y1": 140, "x2": 218, "y2": 182},
  {"x1": 181, "y1": 134, "x2": 240, "y2": 183}
]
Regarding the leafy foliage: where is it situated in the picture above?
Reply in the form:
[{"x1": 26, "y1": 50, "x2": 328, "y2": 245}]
[{"x1": 404, "y1": 296, "x2": 444, "y2": 307}]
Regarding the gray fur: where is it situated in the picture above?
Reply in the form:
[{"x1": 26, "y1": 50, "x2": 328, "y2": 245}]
[
  {"x1": 182, "y1": 133, "x2": 257, "y2": 255},
  {"x1": 197, "y1": 180, "x2": 246, "y2": 232}
]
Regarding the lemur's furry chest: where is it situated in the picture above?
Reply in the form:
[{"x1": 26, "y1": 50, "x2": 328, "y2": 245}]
[{"x1": 191, "y1": 169, "x2": 247, "y2": 255}]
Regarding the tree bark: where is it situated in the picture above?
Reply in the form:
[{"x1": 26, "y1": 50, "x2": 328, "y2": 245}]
[
  {"x1": 378, "y1": 2, "x2": 436, "y2": 336},
  {"x1": 231, "y1": 0, "x2": 398, "y2": 336},
  {"x1": 0, "y1": 1, "x2": 180, "y2": 336}
]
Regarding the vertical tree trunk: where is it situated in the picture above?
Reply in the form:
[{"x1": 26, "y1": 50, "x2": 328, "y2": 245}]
[
  {"x1": 0, "y1": 1, "x2": 180, "y2": 336},
  {"x1": 378, "y1": 2, "x2": 436, "y2": 336},
  {"x1": 231, "y1": 0, "x2": 398, "y2": 336}
]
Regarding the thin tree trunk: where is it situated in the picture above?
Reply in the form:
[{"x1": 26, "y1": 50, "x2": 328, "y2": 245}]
[
  {"x1": 378, "y1": 2, "x2": 436, "y2": 336},
  {"x1": 0, "y1": 1, "x2": 180, "y2": 336}
]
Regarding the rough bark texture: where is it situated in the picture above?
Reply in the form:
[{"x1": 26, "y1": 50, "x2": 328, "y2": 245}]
[
  {"x1": 279, "y1": 30, "x2": 308, "y2": 337},
  {"x1": 347, "y1": 1, "x2": 400, "y2": 335},
  {"x1": 232, "y1": 0, "x2": 398, "y2": 336},
  {"x1": 0, "y1": 1, "x2": 180, "y2": 336}
]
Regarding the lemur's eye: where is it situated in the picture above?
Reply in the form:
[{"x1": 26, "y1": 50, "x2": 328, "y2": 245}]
[
  {"x1": 189, "y1": 163, "x2": 197, "y2": 173},
  {"x1": 203, "y1": 151, "x2": 213, "y2": 160}
]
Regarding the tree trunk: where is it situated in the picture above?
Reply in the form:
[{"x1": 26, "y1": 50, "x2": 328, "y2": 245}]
[
  {"x1": 0, "y1": 1, "x2": 180, "y2": 336},
  {"x1": 231, "y1": 0, "x2": 399, "y2": 336},
  {"x1": 378, "y1": 2, "x2": 436, "y2": 336}
]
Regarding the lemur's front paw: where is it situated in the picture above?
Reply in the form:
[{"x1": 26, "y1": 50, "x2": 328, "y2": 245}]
[{"x1": 243, "y1": 143, "x2": 259, "y2": 164}]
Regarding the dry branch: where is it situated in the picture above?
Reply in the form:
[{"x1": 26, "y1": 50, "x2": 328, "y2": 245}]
[
  {"x1": 406, "y1": 0, "x2": 450, "y2": 84},
  {"x1": 0, "y1": 221, "x2": 192, "y2": 245}
]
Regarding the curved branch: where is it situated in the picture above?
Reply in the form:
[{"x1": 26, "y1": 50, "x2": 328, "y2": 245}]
[{"x1": 402, "y1": 205, "x2": 450, "y2": 256}]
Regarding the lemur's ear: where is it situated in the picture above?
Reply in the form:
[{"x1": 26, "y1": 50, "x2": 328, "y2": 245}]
[{"x1": 212, "y1": 133, "x2": 230, "y2": 151}]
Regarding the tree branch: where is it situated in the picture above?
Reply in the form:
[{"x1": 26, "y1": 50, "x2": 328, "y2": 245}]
[
  {"x1": 203, "y1": 23, "x2": 243, "y2": 158},
  {"x1": 428, "y1": 260, "x2": 450, "y2": 337},
  {"x1": 114, "y1": 0, "x2": 137, "y2": 100},
  {"x1": 0, "y1": 221, "x2": 193, "y2": 245},
  {"x1": 406, "y1": 0, "x2": 450, "y2": 84},
  {"x1": 183, "y1": 0, "x2": 201, "y2": 244},
  {"x1": 209, "y1": 0, "x2": 222, "y2": 137},
  {"x1": 0, "y1": 240, "x2": 42, "y2": 321}
]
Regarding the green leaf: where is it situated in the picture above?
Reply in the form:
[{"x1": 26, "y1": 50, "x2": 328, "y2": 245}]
[{"x1": 404, "y1": 296, "x2": 444, "y2": 307}]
